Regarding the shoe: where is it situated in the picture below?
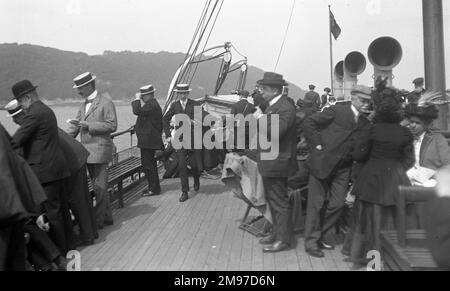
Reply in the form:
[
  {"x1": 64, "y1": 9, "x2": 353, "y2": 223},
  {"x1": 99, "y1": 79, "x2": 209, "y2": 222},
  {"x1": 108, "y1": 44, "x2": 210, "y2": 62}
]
[
  {"x1": 94, "y1": 232, "x2": 99, "y2": 239},
  {"x1": 142, "y1": 190, "x2": 161, "y2": 197},
  {"x1": 79, "y1": 239, "x2": 95, "y2": 247},
  {"x1": 318, "y1": 240, "x2": 335, "y2": 250},
  {"x1": 104, "y1": 220, "x2": 114, "y2": 226},
  {"x1": 262, "y1": 241, "x2": 290, "y2": 253},
  {"x1": 341, "y1": 248, "x2": 350, "y2": 257},
  {"x1": 194, "y1": 181, "x2": 200, "y2": 192},
  {"x1": 306, "y1": 248, "x2": 325, "y2": 258},
  {"x1": 259, "y1": 235, "x2": 276, "y2": 245},
  {"x1": 54, "y1": 256, "x2": 68, "y2": 271},
  {"x1": 179, "y1": 192, "x2": 189, "y2": 203}
]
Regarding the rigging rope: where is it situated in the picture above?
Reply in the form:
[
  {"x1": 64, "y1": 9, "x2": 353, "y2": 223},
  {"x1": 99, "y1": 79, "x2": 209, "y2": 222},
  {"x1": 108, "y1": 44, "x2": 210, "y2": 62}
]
[
  {"x1": 189, "y1": 0, "x2": 225, "y2": 85},
  {"x1": 274, "y1": 0, "x2": 296, "y2": 71}
]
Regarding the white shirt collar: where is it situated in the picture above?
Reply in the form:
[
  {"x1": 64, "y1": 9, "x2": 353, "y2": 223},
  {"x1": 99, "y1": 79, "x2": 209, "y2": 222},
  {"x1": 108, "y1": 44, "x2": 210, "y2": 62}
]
[
  {"x1": 269, "y1": 94, "x2": 283, "y2": 107},
  {"x1": 351, "y1": 104, "x2": 360, "y2": 118},
  {"x1": 87, "y1": 90, "x2": 98, "y2": 101}
]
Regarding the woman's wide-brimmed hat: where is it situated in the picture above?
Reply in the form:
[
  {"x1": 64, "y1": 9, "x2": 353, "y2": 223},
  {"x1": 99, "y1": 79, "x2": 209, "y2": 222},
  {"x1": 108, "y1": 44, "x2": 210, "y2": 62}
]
[
  {"x1": 73, "y1": 72, "x2": 97, "y2": 89},
  {"x1": 404, "y1": 103, "x2": 439, "y2": 121}
]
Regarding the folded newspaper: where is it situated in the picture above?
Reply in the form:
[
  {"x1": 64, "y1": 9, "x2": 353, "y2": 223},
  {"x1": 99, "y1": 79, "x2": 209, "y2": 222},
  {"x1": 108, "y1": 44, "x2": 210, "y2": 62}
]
[{"x1": 407, "y1": 166, "x2": 437, "y2": 187}]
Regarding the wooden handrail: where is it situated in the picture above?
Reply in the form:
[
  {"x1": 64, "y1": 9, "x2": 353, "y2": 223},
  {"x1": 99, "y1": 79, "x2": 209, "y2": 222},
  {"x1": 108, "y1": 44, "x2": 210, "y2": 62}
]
[{"x1": 111, "y1": 126, "x2": 135, "y2": 140}]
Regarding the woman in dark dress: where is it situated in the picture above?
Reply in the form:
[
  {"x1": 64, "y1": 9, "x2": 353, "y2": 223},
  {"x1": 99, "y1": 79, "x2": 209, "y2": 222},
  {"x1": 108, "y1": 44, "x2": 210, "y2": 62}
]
[{"x1": 348, "y1": 87, "x2": 415, "y2": 267}]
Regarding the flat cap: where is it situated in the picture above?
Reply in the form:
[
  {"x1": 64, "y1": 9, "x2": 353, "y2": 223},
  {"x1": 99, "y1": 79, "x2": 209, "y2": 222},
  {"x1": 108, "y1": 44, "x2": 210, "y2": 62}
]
[{"x1": 351, "y1": 85, "x2": 372, "y2": 98}]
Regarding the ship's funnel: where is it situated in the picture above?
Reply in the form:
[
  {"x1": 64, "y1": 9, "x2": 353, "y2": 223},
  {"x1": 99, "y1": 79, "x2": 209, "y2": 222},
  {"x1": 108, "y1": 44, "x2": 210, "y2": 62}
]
[
  {"x1": 344, "y1": 51, "x2": 367, "y2": 100},
  {"x1": 368, "y1": 36, "x2": 403, "y2": 86},
  {"x1": 333, "y1": 61, "x2": 344, "y2": 100}
]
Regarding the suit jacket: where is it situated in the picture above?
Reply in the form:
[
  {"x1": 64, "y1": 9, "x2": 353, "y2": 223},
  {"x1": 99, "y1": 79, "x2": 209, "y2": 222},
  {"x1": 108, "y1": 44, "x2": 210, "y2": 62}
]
[
  {"x1": 1, "y1": 123, "x2": 46, "y2": 226},
  {"x1": 132, "y1": 99, "x2": 164, "y2": 150},
  {"x1": 58, "y1": 128, "x2": 90, "y2": 173},
  {"x1": 304, "y1": 91, "x2": 321, "y2": 109},
  {"x1": 68, "y1": 93, "x2": 118, "y2": 164},
  {"x1": 425, "y1": 197, "x2": 450, "y2": 268},
  {"x1": 419, "y1": 131, "x2": 450, "y2": 171},
  {"x1": 13, "y1": 101, "x2": 70, "y2": 184},
  {"x1": 231, "y1": 99, "x2": 255, "y2": 116},
  {"x1": 163, "y1": 99, "x2": 203, "y2": 149},
  {"x1": 303, "y1": 102, "x2": 371, "y2": 180},
  {"x1": 257, "y1": 96, "x2": 298, "y2": 178}
]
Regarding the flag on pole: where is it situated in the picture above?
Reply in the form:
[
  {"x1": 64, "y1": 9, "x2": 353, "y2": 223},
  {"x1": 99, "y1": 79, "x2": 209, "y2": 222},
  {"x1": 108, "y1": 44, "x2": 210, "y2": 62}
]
[{"x1": 329, "y1": 10, "x2": 342, "y2": 40}]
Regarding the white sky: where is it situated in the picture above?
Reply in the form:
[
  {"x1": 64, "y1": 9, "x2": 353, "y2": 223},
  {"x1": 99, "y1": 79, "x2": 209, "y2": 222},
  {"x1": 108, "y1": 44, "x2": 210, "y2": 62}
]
[{"x1": 1, "y1": 0, "x2": 449, "y2": 91}]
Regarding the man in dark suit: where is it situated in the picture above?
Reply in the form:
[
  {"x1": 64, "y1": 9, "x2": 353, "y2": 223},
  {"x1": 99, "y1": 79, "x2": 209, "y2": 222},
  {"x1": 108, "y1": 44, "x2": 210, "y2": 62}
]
[
  {"x1": 163, "y1": 84, "x2": 202, "y2": 202},
  {"x1": 11, "y1": 80, "x2": 73, "y2": 255},
  {"x1": 302, "y1": 85, "x2": 372, "y2": 258},
  {"x1": 406, "y1": 77, "x2": 426, "y2": 105},
  {"x1": 0, "y1": 121, "x2": 49, "y2": 270},
  {"x1": 8, "y1": 100, "x2": 96, "y2": 247},
  {"x1": 132, "y1": 85, "x2": 164, "y2": 197},
  {"x1": 304, "y1": 85, "x2": 321, "y2": 112},
  {"x1": 254, "y1": 72, "x2": 298, "y2": 253},
  {"x1": 231, "y1": 90, "x2": 255, "y2": 151}
]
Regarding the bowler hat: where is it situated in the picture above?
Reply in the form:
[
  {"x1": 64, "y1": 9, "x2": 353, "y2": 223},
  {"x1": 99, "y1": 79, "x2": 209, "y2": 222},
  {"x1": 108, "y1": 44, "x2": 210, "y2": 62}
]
[
  {"x1": 324, "y1": 87, "x2": 331, "y2": 93},
  {"x1": 257, "y1": 72, "x2": 288, "y2": 87},
  {"x1": 4, "y1": 99, "x2": 24, "y2": 117},
  {"x1": 12, "y1": 80, "x2": 38, "y2": 100},
  {"x1": 174, "y1": 84, "x2": 192, "y2": 93},
  {"x1": 140, "y1": 84, "x2": 156, "y2": 95},
  {"x1": 73, "y1": 72, "x2": 97, "y2": 89}
]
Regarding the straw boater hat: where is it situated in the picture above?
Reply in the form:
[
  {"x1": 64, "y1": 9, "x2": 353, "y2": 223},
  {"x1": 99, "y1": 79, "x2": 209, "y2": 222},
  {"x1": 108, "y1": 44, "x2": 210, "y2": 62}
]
[
  {"x1": 173, "y1": 84, "x2": 192, "y2": 93},
  {"x1": 73, "y1": 72, "x2": 96, "y2": 89},
  {"x1": 140, "y1": 85, "x2": 156, "y2": 95},
  {"x1": 4, "y1": 99, "x2": 23, "y2": 117}
]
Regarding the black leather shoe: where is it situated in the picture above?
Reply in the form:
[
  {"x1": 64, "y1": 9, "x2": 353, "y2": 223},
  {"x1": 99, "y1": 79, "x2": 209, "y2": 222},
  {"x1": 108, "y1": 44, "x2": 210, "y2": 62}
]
[
  {"x1": 306, "y1": 248, "x2": 325, "y2": 258},
  {"x1": 104, "y1": 220, "x2": 114, "y2": 226},
  {"x1": 94, "y1": 232, "x2": 99, "y2": 239},
  {"x1": 259, "y1": 235, "x2": 276, "y2": 245},
  {"x1": 179, "y1": 192, "x2": 189, "y2": 203},
  {"x1": 194, "y1": 181, "x2": 200, "y2": 192},
  {"x1": 319, "y1": 240, "x2": 335, "y2": 250},
  {"x1": 263, "y1": 241, "x2": 290, "y2": 253},
  {"x1": 80, "y1": 239, "x2": 95, "y2": 247}
]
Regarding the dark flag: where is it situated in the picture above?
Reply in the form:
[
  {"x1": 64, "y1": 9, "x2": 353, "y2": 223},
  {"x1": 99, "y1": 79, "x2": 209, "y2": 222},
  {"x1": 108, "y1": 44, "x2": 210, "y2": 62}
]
[{"x1": 329, "y1": 10, "x2": 341, "y2": 40}]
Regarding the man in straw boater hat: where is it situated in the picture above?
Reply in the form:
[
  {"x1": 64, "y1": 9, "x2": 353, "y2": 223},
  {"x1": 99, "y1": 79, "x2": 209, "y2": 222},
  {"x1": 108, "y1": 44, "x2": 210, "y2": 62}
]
[
  {"x1": 132, "y1": 84, "x2": 164, "y2": 197},
  {"x1": 302, "y1": 84, "x2": 372, "y2": 258},
  {"x1": 163, "y1": 84, "x2": 202, "y2": 203},
  {"x1": 9, "y1": 80, "x2": 74, "y2": 255},
  {"x1": 254, "y1": 72, "x2": 298, "y2": 253},
  {"x1": 68, "y1": 72, "x2": 117, "y2": 230}
]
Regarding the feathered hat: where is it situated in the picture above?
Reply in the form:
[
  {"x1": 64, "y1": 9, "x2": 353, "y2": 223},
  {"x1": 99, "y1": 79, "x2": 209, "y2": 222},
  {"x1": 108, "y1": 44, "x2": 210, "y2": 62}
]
[{"x1": 404, "y1": 90, "x2": 450, "y2": 121}]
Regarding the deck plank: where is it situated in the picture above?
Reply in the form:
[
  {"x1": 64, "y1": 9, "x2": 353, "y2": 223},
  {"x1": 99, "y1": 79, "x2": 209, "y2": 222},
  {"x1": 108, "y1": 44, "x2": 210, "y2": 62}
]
[{"x1": 80, "y1": 178, "x2": 353, "y2": 271}]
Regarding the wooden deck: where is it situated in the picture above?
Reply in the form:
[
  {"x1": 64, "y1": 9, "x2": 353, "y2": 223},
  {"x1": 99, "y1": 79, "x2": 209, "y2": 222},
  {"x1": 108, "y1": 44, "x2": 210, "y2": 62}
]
[{"x1": 80, "y1": 178, "x2": 355, "y2": 271}]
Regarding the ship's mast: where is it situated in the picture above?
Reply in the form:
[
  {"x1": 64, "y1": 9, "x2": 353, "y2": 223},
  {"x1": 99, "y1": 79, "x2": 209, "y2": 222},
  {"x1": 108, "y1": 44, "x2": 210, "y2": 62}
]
[{"x1": 423, "y1": 0, "x2": 448, "y2": 130}]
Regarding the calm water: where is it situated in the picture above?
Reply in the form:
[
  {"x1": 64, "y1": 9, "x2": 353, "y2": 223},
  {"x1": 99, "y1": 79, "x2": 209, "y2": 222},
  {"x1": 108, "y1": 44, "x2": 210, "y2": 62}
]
[{"x1": 0, "y1": 102, "x2": 143, "y2": 152}]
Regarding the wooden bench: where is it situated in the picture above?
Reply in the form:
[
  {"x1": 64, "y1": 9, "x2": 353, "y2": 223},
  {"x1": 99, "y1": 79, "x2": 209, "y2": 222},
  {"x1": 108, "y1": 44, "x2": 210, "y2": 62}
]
[
  {"x1": 88, "y1": 155, "x2": 143, "y2": 209},
  {"x1": 380, "y1": 186, "x2": 450, "y2": 271}
]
